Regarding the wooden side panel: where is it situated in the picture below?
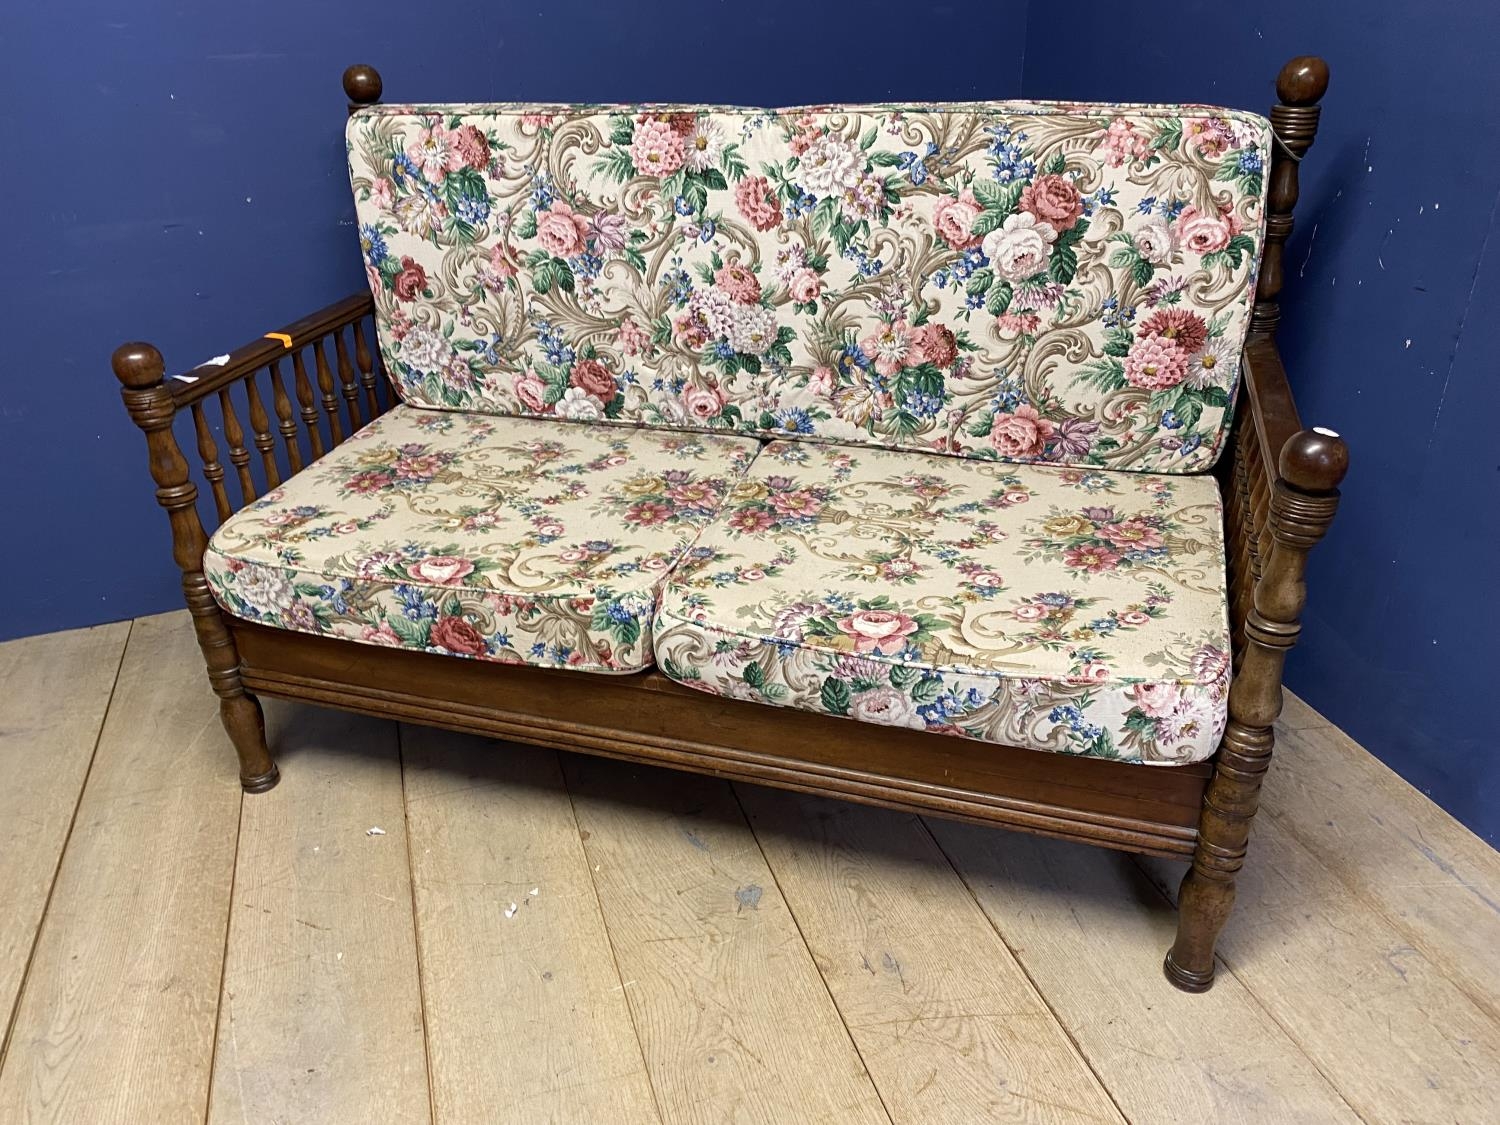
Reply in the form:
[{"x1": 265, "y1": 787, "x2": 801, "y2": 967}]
[{"x1": 234, "y1": 622, "x2": 1209, "y2": 859}]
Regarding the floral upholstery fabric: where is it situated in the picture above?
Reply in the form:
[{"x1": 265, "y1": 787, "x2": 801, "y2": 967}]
[
  {"x1": 347, "y1": 100, "x2": 1270, "y2": 474},
  {"x1": 653, "y1": 441, "x2": 1230, "y2": 763},
  {"x1": 204, "y1": 406, "x2": 759, "y2": 673}
]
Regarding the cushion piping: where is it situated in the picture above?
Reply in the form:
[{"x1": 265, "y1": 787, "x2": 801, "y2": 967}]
[
  {"x1": 651, "y1": 602, "x2": 1229, "y2": 765},
  {"x1": 652, "y1": 603, "x2": 1228, "y2": 691},
  {"x1": 206, "y1": 548, "x2": 658, "y2": 675}
]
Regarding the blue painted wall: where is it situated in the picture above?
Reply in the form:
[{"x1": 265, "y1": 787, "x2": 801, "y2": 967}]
[
  {"x1": 1022, "y1": 1, "x2": 1500, "y2": 844},
  {"x1": 4, "y1": 2, "x2": 1496, "y2": 843},
  {"x1": 1, "y1": 0, "x2": 1030, "y2": 642}
]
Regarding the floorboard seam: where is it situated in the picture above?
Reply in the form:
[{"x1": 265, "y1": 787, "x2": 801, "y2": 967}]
[
  {"x1": 396, "y1": 722, "x2": 440, "y2": 1125},
  {"x1": 730, "y1": 783, "x2": 897, "y2": 1125},
  {"x1": 1268, "y1": 707, "x2": 1500, "y2": 1027},
  {"x1": 558, "y1": 752, "x2": 668, "y2": 1125},
  {"x1": 0, "y1": 620, "x2": 134, "y2": 1078},
  {"x1": 202, "y1": 757, "x2": 247, "y2": 1125},
  {"x1": 1123, "y1": 847, "x2": 1367, "y2": 1122},
  {"x1": 920, "y1": 815, "x2": 1132, "y2": 1125},
  {"x1": 1257, "y1": 774, "x2": 1500, "y2": 1027}
]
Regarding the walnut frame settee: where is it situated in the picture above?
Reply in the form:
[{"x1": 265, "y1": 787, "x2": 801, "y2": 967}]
[{"x1": 113, "y1": 57, "x2": 1346, "y2": 992}]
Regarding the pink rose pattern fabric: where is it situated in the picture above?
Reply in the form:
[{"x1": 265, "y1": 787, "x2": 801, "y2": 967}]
[
  {"x1": 654, "y1": 441, "x2": 1230, "y2": 763},
  {"x1": 348, "y1": 100, "x2": 1269, "y2": 474},
  {"x1": 204, "y1": 406, "x2": 759, "y2": 672}
]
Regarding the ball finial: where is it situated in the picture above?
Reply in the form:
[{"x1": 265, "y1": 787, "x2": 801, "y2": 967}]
[
  {"x1": 112, "y1": 342, "x2": 166, "y2": 389},
  {"x1": 343, "y1": 64, "x2": 383, "y2": 107},
  {"x1": 1280, "y1": 427, "x2": 1348, "y2": 493},
  {"x1": 1276, "y1": 56, "x2": 1329, "y2": 107}
]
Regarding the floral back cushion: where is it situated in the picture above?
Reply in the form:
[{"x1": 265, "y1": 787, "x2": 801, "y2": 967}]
[{"x1": 347, "y1": 100, "x2": 1271, "y2": 473}]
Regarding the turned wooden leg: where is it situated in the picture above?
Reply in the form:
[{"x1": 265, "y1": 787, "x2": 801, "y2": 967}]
[
  {"x1": 1165, "y1": 719, "x2": 1271, "y2": 990},
  {"x1": 221, "y1": 690, "x2": 278, "y2": 792},
  {"x1": 187, "y1": 565, "x2": 279, "y2": 792},
  {"x1": 196, "y1": 605, "x2": 278, "y2": 792},
  {"x1": 1164, "y1": 430, "x2": 1347, "y2": 992},
  {"x1": 1166, "y1": 882, "x2": 1227, "y2": 991}
]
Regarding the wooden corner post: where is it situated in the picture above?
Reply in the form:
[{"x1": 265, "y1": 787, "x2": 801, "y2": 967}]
[
  {"x1": 112, "y1": 343, "x2": 280, "y2": 793},
  {"x1": 1250, "y1": 55, "x2": 1329, "y2": 339},
  {"x1": 1166, "y1": 429, "x2": 1347, "y2": 990},
  {"x1": 343, "y1": 64, "x2": 383, "y2": 116},
  {"x1": 1164, "y1": 53, "x2": 1341, "y2": 993}
]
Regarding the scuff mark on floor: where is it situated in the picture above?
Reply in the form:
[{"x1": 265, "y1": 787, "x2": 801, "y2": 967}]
[{"x1": 1403, "y1": 829, "x2": 1500, "y2": 917}]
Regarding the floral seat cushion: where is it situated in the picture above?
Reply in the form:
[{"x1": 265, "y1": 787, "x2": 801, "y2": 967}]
[
  {"x1": 348, "y1": 100, "x2": 1270, "y2": 474},
  {"x1": 204, "y1": 406, "x2": 759, "y2": 673},
  {"x1": 653, "y1": 440, "x2": 1230, "y2": 763}
]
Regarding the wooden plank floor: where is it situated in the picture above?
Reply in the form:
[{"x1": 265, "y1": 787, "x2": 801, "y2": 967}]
[{"x1": 2, "y1": 611, "x2": 1497, "y2": 1124}]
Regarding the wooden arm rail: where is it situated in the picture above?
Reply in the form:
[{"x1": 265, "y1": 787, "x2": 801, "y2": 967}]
[
  {"x1": 112, "y1": 55, "x2": 1349, "y2": 995},
  {"x1": 166, "y1": 294, "x2": 375, "y2": 408},
  {"x1": 124, "y1": 294, "x2": 388, "y2": 526},
  {"x1": 112, "y1": 295, "x2": 393, "y2": 790}
]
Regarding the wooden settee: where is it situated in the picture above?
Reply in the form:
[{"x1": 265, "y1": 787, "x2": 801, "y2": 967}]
[{"x1": 113, "y1": 57, "x2": 1346, "y2": 991}]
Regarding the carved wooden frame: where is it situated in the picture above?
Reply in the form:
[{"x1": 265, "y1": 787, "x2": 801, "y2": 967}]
[{"x1": 112, "y1": 58, "x2": 1346, "y2": 991}]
